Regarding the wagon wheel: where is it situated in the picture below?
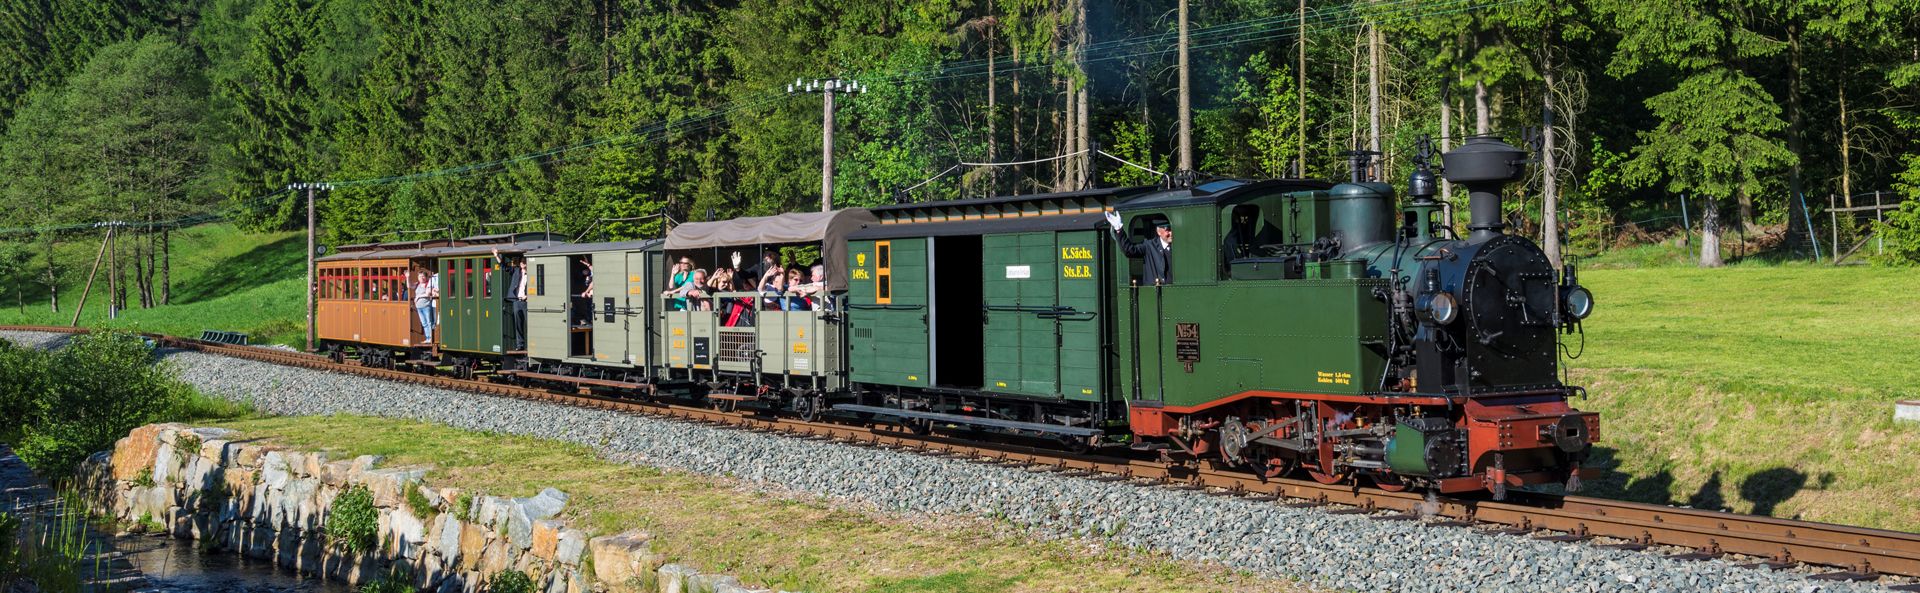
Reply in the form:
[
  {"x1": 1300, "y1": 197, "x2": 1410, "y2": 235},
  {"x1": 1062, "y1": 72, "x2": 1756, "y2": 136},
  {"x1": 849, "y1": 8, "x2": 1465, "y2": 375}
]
[
  {"x1": 905, "y1": 418, "x2": 935, "y2": 436},
  {"x1": 795, "y1": 395, "x2": 824, "y2": 422},
  {"x1": 328, "y1": 349, "x2": 345, "y2": 364},
  {"x1": 709, "y1": 397, "x2": 737, "y2": 413}
]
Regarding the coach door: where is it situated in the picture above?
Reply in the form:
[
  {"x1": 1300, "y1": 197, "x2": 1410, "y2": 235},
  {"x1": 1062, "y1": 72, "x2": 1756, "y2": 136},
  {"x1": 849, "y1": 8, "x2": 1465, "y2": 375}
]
[
  {"x1": 589, "y1": 253, "x2": 629, "y2": 364},
  {"x1": 526, "y1": 255, "x2": 569, "y2": 360},
  {"x1": 624, "y1": 250, "x2": 657, "y2": 367},
  {"x1": 439, "y1": 259, "x2": 467, "y2": 351}
]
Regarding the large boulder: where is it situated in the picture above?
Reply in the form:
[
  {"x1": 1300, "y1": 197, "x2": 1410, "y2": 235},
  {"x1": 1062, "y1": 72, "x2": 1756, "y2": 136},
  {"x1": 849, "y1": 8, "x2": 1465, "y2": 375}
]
[
  {"x1": 589, "y1": 531, "x2": 660, "y2": 591},
  {"x1": 657, "y1": 564, "x2": 698, "y2": 593},
  {"x1": 108, "y1": 424, "x2": 171, "y2": 481},
  {"x1": 530, "y1": 520, "x2": 561, "y2": 561},
  {"x1": 555, "y1": 529, "x2": 587, "y2": 566}
]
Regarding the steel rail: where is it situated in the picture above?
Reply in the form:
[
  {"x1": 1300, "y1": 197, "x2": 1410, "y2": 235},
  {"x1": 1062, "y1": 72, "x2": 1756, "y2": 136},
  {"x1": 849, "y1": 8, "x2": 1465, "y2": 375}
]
[{"x1": 8, "y1": 325, "x2": 1917, "y2": 585}]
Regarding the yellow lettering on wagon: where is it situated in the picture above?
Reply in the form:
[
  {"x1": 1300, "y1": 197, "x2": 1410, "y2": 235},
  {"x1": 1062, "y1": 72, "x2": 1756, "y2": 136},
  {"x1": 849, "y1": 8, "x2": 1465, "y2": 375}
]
[
  {"x1": 1315, "y1": 371, "x2": 1353, "y2": 385},
  {"x1": 852, "y1": 269, "x2": 871, "y2": 280},
  {"x1": 1060, "y1": 246, "x2": 1094, "y2": 260},
  {"x1": 1063, "y1": 265, "x2": 1092, "y2": 279},
  {"x1": 792, "y1": 343, "x2": 809, "y2": 354}
]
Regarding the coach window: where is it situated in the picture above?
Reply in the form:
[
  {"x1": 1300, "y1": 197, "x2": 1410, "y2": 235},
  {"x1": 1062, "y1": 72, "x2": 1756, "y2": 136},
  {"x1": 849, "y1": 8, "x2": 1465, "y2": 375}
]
[
  {"x1": 536, "y1": 264, "x2": 546, "y2": 296},
  {"x1": 482, "y1": 260, "x2": 493, "y2": 298},
  {"x1": 875, "y1": 241, "x2": 893, "y2": 304}
]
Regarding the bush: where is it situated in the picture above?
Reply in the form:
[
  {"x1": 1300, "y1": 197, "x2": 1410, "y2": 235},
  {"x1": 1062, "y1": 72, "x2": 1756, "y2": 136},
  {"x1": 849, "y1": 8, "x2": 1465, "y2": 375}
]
[
  {"x1": 1871, "y1": 200, "x2": 1920, "y2": 266},
  {"x1": 13, "y1": 330, "x2": 193, "y2": 473},
  {"x1": 488, "y1": 569, "x2": 535, "y2": 593},
  {"x1": 356, "y1": 566, "x2": 412, "y2": 593},
  {"x1": 0, "y1": 342, "x2": 49, "y2": 444},
  {"x1": 406, "y1": 484, "x2": 436, "y2": 519},
  {"x1": 326, "y1": 485, "x2": 379, "y2": 554}
]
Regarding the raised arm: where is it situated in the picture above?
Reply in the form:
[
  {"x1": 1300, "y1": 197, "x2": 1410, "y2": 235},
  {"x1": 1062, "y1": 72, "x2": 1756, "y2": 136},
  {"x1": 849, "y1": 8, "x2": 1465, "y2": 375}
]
[{"x1": 1106, "y1": 211, "x2": 1149, "y2": 257}]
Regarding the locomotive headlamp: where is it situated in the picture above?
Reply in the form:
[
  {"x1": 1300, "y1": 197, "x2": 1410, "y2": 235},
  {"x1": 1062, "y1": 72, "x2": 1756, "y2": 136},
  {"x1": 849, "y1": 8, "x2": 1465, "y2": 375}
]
[
  {"x1": 1561, "y1": 285, "x2": 1594, "y2": 320},
  {"x1": 1416, "y1": 291, "x2": 1459, "y2": 326}
]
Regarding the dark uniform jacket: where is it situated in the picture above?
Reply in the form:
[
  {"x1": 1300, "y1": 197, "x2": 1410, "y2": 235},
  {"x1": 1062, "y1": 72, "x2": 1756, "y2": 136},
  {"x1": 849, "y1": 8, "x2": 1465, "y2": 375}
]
[{"x1": 1113, "y1": 229, "x2": 1172, "y2": 285}]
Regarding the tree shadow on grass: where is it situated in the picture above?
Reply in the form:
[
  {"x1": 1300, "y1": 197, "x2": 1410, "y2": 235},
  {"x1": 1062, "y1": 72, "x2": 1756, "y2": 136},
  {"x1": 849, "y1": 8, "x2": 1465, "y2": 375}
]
[
  {"x1": 169, "y1": 235, "x2": 306, "y2": 304},
  {"x1": 1579, "y1": 446, "x2": 1830, "y2": 518}
]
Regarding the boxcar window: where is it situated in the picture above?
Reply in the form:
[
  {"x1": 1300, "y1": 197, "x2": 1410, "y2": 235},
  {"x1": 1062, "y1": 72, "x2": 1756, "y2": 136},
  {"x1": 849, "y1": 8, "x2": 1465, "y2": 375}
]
[
  {"x1": 536, "y1": 264, "x2": 546, "y2": 296},
  {"x1": 875, "y1": 241, "x2": 893, "y2": 304}
]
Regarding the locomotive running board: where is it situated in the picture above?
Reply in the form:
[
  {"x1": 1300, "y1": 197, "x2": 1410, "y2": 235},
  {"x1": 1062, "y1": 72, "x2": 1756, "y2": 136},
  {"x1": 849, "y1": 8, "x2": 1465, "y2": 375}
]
[{"x1": 831, "y1": 404, "x2": 1105, "y2": 437}]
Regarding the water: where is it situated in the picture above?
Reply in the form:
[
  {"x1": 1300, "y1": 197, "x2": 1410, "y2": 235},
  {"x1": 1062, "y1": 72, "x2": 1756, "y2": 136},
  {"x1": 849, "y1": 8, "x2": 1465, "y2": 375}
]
[{"x1": 111, "y1": 535, "x2": 352, "y2": 593}]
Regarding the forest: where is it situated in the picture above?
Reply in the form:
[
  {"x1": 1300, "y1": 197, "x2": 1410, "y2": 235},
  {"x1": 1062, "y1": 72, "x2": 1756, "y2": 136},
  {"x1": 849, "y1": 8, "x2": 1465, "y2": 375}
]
[{"x1": 0, "y1": 0, "x2": 1917, "y2": 312}]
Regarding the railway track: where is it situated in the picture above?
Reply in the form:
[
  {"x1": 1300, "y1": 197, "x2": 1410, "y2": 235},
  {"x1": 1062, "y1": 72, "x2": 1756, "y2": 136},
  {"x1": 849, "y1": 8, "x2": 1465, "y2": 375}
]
[{"x1": 11, "y1": 325, "x2": 1919, "y2": 587}]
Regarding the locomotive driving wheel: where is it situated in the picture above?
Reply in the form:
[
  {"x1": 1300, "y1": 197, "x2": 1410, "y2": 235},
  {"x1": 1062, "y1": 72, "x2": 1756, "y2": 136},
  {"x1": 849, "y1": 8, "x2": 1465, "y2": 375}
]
[{"x1": 1372, "y1": 472, "x2": 1412, "y2": 492}]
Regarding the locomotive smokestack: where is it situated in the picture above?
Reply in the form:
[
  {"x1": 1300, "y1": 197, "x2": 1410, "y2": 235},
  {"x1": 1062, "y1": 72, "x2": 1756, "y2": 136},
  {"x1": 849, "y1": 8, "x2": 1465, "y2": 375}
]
[{"x1": 1440, "y1": 135, "x2": 1528, "y2": 242}]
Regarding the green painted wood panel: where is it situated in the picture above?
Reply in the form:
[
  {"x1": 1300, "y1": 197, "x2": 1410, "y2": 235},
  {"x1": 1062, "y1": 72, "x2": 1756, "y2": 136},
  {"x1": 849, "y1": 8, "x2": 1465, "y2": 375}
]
[
  {"x1": 847, "y1": 238, "x2": 929, "y2": 387},
  {"x1": 436, "y1": 255, "x2": 507, "y2": 355},
  {"x1": 982, "y1": 233, "x2": 1058, "y2": 396},
  {"x1": 1055, "y1": 231, "x2": 1103, "y2": 402}
]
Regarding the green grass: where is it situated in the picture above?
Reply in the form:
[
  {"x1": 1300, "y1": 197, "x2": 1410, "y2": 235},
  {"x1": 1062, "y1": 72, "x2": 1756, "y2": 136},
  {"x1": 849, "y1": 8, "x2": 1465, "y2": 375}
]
[
  {"x1": 1570, "y1": 266, "x2": 1920, "y2": 531},
  {"x1": 204, "y1": 415, "x2": 1309, "y2": 593},
  {"x1": 0, "y1": 224, "x2": 307, "y2": 345}
]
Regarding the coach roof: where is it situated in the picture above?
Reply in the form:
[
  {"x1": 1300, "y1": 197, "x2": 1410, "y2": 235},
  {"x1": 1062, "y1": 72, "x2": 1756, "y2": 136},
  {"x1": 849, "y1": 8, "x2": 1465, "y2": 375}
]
[{"x1": 665, "y1": 209, "x2": 877, "y2": 292}]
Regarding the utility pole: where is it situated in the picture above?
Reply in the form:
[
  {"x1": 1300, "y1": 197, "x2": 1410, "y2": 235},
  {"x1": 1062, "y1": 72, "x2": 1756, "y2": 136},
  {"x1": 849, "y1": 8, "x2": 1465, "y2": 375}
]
[
  {"x1": 1541, "y1": 44, "x2": 1562, "y2": 270},
  {"x1": 291, "y1": 182, "x2": 334, "y2": 352},
  {"x1": 1296, "y1": 0, "x2": 1307, "y2": 177},
  {"x1": 1177, "y1": 0, "x2": 1192, "y2": 173},
  {"x1": 789, "y1": 78, "x2": 866, "y2": 211}
]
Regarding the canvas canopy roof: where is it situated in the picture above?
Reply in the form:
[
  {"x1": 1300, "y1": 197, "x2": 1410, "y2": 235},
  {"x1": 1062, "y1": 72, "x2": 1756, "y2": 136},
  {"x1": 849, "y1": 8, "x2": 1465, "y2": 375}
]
[{"x1": 664, "y1": 209, "x2": 877, "y2": 292}]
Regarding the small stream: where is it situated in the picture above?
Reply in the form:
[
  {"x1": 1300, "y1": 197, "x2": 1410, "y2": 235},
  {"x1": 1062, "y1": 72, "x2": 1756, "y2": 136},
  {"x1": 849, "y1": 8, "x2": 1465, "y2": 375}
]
[{"x1": 110, "y1": 535, "x2": 351, "y2": 593}]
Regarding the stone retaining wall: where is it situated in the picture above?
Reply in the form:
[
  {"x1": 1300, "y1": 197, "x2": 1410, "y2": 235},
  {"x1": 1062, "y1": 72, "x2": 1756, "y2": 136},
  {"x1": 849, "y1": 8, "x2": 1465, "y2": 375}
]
[{"x1": 79, "y1": 423, "x2": 777, "y2": 593}]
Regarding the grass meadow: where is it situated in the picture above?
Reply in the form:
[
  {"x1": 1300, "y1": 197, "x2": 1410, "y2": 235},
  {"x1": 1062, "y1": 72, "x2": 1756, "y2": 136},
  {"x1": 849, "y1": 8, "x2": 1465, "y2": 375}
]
[
  {"x1": 1570, "y1": 266, "x2": 1920, "y2": 530},
  {"x1": 0, "y1": 224, "x2": 307, "y2": 345}
]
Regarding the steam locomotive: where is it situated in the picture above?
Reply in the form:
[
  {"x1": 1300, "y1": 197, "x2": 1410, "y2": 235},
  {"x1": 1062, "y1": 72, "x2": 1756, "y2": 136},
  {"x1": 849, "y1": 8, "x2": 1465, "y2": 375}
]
[{"x1": 313, "y1": 134, "x2": 1597, "y2": 498}]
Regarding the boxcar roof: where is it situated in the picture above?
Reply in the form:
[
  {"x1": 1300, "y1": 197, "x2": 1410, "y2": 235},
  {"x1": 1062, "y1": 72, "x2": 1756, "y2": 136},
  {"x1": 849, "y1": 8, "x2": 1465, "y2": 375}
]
[
  {"x1": 846, "y1": 212, "x2": 1107, "y2": 240},
  {"x1": 1113, "y1": 179, "x2": 1333, "y2": 211},
  {"x1": 868, "y1": 185, "x2": 1153, "y2": 213},
  {"x1": 665, "y1": 209, "x2": 877, "y2": 292},
  {"x1": 526, "y1": 238, "x2": 663, "y2": 256}
]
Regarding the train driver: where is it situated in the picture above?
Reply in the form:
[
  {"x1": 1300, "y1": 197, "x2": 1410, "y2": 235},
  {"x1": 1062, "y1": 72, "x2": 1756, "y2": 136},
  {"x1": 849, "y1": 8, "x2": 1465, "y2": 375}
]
[{"x1": 1105, "y1": 210, "x2": 1171, "y2": 285}]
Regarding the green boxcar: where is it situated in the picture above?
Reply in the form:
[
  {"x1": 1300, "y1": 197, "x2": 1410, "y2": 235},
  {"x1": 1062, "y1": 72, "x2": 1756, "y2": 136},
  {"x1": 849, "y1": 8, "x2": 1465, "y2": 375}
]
[{"x1": 846, "y1": 238, "x2": 930, "y2": 387}]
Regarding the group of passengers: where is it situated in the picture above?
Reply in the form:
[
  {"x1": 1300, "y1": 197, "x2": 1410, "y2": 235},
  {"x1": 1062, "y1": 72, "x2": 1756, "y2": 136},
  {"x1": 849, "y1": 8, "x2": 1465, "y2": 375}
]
[{"x1": 663, "y1": 251, "x2": 826, "y2": 322}]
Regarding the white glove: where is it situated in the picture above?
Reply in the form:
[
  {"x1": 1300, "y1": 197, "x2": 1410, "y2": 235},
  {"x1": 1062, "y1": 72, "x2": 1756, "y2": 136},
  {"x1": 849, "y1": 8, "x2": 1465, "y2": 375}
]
[
  {"x1": 1103, "y1": 210, "x2": 1122, "y2": 231},
  {"x1": 731, "y1": 251, "x2": 743, "y2": 268}
]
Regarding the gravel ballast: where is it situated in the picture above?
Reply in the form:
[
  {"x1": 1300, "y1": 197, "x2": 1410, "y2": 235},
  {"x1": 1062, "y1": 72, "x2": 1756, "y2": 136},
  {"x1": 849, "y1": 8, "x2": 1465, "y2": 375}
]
[{"x1": 2, "y1": 330, "x2": 1891, "y2": 593}]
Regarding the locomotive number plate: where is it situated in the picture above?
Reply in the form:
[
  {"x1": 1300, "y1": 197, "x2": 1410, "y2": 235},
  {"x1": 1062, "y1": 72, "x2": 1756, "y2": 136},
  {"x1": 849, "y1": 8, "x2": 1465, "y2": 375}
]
[{"x1": 1174, "y1": 322, "x2": 1200, "y2": 372}]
